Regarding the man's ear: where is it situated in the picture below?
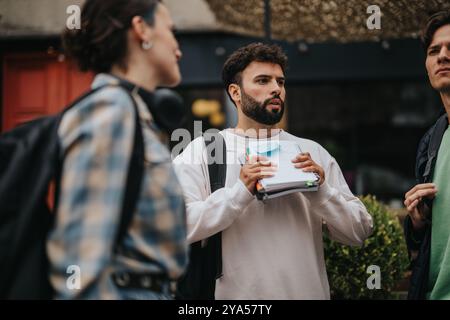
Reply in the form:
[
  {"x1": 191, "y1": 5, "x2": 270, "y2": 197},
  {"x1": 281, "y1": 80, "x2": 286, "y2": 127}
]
[{"x1": 228, "y1": 83, "x2": 241, "y2": 105}]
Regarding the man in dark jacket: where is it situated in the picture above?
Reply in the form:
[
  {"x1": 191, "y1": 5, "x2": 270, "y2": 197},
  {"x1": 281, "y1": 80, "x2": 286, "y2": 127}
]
[{"x1": 404, "y1": 10, "x2": 450, "y2": 300}]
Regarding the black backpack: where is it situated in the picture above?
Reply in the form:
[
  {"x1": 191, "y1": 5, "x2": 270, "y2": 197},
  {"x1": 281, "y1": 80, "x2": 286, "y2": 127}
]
[
  {"x1": 176, "y1": 134, "x2": 226, "y2": 300},
  {"x1": 0, "y1": 85, "x2": 144, "y2": 299}
]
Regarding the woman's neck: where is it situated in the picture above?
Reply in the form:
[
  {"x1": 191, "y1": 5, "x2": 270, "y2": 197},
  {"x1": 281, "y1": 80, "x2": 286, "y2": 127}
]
[{"x1": 110, "y1": 61, "x2": 157, "y2": 92}]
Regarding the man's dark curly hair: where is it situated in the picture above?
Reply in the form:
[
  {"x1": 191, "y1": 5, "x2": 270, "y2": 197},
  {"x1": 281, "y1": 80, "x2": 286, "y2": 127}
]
[
  {"x1": 421, "y1": 10, "x2": 450, "y2": 52},
  {"x1": 222, "y1": 43, "x2": 288, "y2": 102},
  {"x1": 63, "y1": 0, "x2": 160, "y2": 74}
]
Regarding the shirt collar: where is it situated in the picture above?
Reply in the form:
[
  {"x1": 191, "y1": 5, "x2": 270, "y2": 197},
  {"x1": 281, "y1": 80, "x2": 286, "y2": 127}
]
[{"x1": 91, "y1": 73, "x2": 153, "y2": 123}]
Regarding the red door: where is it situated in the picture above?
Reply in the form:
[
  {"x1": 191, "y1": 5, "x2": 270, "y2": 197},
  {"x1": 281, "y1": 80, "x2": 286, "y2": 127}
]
[{"x1": 2, "y1": 52, "x2": 93, "y2": 132}]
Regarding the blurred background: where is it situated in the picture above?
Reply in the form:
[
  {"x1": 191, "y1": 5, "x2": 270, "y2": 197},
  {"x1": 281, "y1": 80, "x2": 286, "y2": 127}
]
[{"x1": 1, "y1": 0, "x2": 450, "y2": 207}]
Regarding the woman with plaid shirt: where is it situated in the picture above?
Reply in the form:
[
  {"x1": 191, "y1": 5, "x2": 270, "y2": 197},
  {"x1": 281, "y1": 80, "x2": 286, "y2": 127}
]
[{"x1": 47, "y1": 0, "x2": 187, "y2": 299}]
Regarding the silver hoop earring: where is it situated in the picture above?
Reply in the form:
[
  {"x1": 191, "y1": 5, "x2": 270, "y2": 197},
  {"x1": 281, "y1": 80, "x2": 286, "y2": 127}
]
[{"x1": 142, "y1": 41, "x2": 153, "y2": 50}]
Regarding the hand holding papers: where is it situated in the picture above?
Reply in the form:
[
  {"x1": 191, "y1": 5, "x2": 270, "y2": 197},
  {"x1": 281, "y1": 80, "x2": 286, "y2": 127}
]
[{"x1": 246, "y1": 140, "x2": 320, "y2": 200}]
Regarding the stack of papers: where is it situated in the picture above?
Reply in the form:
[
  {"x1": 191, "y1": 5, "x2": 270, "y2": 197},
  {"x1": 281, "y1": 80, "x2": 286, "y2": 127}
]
[{"x1": 246, "y1": 140, "x2": 319, "y2": 200}]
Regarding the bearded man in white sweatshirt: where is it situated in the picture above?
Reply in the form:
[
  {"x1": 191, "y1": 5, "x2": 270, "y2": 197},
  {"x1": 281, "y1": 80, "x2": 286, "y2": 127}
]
[{"x1": 173, "y1": 42, "x2": 373, "y2": 299}]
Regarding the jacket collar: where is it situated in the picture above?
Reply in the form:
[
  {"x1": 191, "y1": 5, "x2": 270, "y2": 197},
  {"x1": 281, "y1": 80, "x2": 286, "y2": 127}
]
[{"x1": 91, "y1": 73, "x2": 153, "y2": 123}]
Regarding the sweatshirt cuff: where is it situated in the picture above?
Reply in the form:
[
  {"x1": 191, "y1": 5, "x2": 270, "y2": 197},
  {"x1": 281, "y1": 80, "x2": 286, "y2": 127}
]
[
  {"x1": 302, "y1": 181, "x2": 335, "y2": 207},
  {"x1": 230, "y1": 179, "x2": 255, "y2": 210}
]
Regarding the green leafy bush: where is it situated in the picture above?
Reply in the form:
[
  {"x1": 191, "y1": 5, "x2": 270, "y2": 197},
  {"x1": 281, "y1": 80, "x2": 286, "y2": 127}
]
[{"x1": 324, "y1": 195, "x2": 409, "y2": 299}]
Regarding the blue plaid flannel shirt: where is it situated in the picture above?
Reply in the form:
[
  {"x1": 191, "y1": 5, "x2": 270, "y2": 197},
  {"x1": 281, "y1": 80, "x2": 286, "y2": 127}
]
[{"x1": 47, "y1": 74, "x2": 188, "y2": 299}]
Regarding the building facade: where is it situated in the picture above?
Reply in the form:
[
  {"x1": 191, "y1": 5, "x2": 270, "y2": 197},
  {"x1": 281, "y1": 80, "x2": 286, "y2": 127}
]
[{"x1": 1, "y1": 0, "x2": 444, "y2": 203}]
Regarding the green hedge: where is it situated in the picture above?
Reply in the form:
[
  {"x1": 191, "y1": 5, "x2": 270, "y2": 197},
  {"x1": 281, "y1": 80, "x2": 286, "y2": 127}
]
[{"x1": 324, "y1": 195, "x2": 409, "y2": 299}]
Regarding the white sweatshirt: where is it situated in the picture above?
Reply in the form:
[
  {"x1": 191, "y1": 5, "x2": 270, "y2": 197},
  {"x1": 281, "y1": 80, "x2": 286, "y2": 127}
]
[{"x1": 173, "y1": 129, "x2": 373, "y2": 299}]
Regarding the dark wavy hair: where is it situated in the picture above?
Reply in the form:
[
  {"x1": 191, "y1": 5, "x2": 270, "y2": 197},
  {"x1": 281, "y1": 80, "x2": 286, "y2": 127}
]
[
  {"x1": 421, "y1": 10, "x2": 450, "y2": 52},
  {"x1": 63, "y1": 0, "x2": 160, "y2": 73},
  {"x1": 222, "y1": 43, "x2": 288, "y2": 102}
]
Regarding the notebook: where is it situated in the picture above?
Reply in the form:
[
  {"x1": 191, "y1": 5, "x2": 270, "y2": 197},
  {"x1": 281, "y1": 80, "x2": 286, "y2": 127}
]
[{"x1": 245, "y1": 139, "x2": 319, "y2": 200}]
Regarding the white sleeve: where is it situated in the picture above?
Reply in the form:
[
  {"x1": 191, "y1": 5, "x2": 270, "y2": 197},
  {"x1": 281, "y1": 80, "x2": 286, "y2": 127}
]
[
  {"x1": 173, "y1": 139, "x2": 254, "y2": 244},
  {"x1": 303, "y1": 156, "x2": 373, "y2": 246}
]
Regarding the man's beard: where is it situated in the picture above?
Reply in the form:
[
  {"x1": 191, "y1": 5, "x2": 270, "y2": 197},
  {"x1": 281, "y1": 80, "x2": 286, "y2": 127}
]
[{"x1": 240, "y1": 89, "x2": 285, "y2": 125}]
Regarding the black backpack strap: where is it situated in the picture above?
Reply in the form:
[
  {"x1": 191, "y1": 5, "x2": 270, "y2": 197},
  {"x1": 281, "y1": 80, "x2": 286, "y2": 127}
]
[
  {"x1": 421, "y1": 113, "x2": 448, "y2": 213},
  {"x1": 175, "y1": 133, "x2": 227, "y2": 300},
  {"x1": 204, "y1": 133, "x2": 227, "y2": 279},
  {"x1": 422, "y1": 113, "x2": 448, "y2": 183},
  {"x1": 205, "y1": 133, "x2": 227, "y2": 193},
  {"x1": 114, "y1": 89, "x2": 144, "y2": 249}
]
